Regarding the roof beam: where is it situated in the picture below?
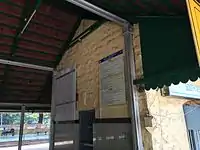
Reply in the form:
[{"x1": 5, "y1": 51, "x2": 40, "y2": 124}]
[
  {"x1": 65, "y1": 0, "x2": 128, "y2": 26},
  {"x1": 0, "y1": 58, "x2": 53, "y2": 71},
  {"x1": 69, "y1": 20, "x2": 105, "y2": 48}
]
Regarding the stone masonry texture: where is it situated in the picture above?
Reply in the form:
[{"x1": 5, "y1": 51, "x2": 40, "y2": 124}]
[{"x1": 59, "y1": 20, "x2": 194, "y2": 150}]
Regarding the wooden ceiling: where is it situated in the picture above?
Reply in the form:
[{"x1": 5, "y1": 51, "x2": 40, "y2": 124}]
[{"x1": 0, "y1": 0, "x2": 188, "y2": 109}]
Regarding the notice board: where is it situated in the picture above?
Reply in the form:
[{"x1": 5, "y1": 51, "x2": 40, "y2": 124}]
[
  {"x1": 186, "y1": 0, "x2": 200, "y2": 64},
  {"x1": 99, "y1": 50, "x2": 126, "y2": 105}
]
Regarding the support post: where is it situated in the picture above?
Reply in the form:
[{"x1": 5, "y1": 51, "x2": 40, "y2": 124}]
[
  {"x1": 1, "y1": 113, "x2": 3, "y2": 126},
  {"x1": 49, "y1": 73, "x2": 56, "y2": 150},
  {"x1": 38, "y1": 113, "x2": 43, "y2": 124},
  {"x1": 18, "y1": 105, "x2": 25, "y2": 150},
  {"x1": 123, "y1": 23, "x2": 143, "y2": 150}
]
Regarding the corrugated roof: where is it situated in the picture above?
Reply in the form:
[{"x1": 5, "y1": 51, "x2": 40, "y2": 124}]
[
  {"x1": 0, "y1": 0, "x2": 85, "y2": 107},
  {"x1": 0, "y1": 0, "x2": 190, "y2": 108}
]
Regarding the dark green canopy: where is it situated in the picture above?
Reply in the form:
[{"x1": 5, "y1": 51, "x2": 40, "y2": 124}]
[
  {"x1": 134, "y1": 17, "x2": 199, "y2": 89},
  {"x1": 47, "y1": 0, "x2": 187, "y2": 21}
]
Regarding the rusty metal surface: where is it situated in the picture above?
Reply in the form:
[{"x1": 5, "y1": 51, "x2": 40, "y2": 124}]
[{"x1": 0, "y1": 0, "x2": 80, "y2": 106}]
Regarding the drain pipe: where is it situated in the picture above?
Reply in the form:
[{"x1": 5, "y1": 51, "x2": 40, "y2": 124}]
[
  {"x1": 123, "y1": 23, "x2": 144, "y2": 150},
  {"x1": 65, "y1": 0, "x2": 143, "y2": 149}
]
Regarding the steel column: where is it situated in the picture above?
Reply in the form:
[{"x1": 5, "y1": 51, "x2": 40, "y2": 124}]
[
  {"x1": 18, "y1": 105, "x2": 25, "y2": 150},
  {"x1": 123, "y1": 24, "x2": 144, "y2": 150},
  {"x1": 0, "y1": 58, "x2": 53, "y2": 71},
  {"x1": 49, "y1": 74, "x2": 56, "y2": 150}
]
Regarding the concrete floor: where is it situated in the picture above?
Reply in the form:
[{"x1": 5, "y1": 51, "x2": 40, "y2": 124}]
[{"x1": 0, "y1": 143, "x2": 49, "y2": 150}]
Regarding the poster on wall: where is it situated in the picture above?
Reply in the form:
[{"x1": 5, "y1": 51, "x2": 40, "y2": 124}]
[
  {"x1": 169, "y1": 81, "x2": 200, "y2": 99},
  {"x1": 99, "y1": 50, "x2": 126, "y2": 105}
]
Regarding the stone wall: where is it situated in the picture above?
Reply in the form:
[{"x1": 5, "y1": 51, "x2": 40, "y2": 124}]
[
  {"x1": 73, "y1": 19, "x2": 96, "y2": 39},
  {"x1": 145, "y1": 89, "x2": 190, "y2": 150},
  {"x1": 145, "y1": 80, "x2": 200, "y2": 150},
  {"x1": 59, "y1": 20, "x2": 192, "y2": 150},
  {"x1": 59, "y1": 21, "x2": 129, "y2": 118}
]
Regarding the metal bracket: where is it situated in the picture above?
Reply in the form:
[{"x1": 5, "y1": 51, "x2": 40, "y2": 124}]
[
  {"x1": 65, "y1": 0, "x2": 128, "y2": 26},
  {"x1": 0, "y1": 58, "x2": 53, "y2": 71},
  {"x1": 123, "y1": 23, "x2": 134, "y2": 35}
]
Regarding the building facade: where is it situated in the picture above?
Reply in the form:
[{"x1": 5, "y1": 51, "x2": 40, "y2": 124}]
[{"x1": 58, "y1": 20, "x2": 198, "y2": 150}]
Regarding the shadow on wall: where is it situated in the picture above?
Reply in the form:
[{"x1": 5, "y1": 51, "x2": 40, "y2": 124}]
[{"x1": 138, "y1": 89, "x2": 153, "y2": 150}]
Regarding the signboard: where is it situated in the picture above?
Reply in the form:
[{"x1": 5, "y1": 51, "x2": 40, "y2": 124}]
[
  {"x1": 186, "y1": 0, "x2": 200, "y2": 64},
  {"x1": 169, "y1": 82, "x2": 200, "y2": 99},
  {"x1": 99, "y1": 50, "x2": 126, "y2": 105}
]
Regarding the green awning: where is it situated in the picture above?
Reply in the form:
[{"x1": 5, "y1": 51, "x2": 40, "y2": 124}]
[
  {"x1": 85, "y1": 0, "x2": 187, "y2": 20},
  {"x1": 134, "y1": 17, "x2": 200, "y2": 90}
]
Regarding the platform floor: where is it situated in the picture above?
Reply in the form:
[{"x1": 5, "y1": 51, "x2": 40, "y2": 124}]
[{"x1": 0, "y1": 143, "x2": 49, "y2": 150}]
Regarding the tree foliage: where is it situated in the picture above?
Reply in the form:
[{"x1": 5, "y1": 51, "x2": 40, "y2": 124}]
[{"x1": 0, "y1": 113, "x2": 50, "y2": 125}]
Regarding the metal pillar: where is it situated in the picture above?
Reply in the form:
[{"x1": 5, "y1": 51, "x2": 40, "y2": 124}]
[
  {"x1": 49, "y1": 74, "x2": 56, "y2": 150},
  {"x1": 18, "y1": 105, "x2": 25, "y2": 150},
  {"x1": 123, "y1": 24, "x2": 144, "y2": 150}
]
